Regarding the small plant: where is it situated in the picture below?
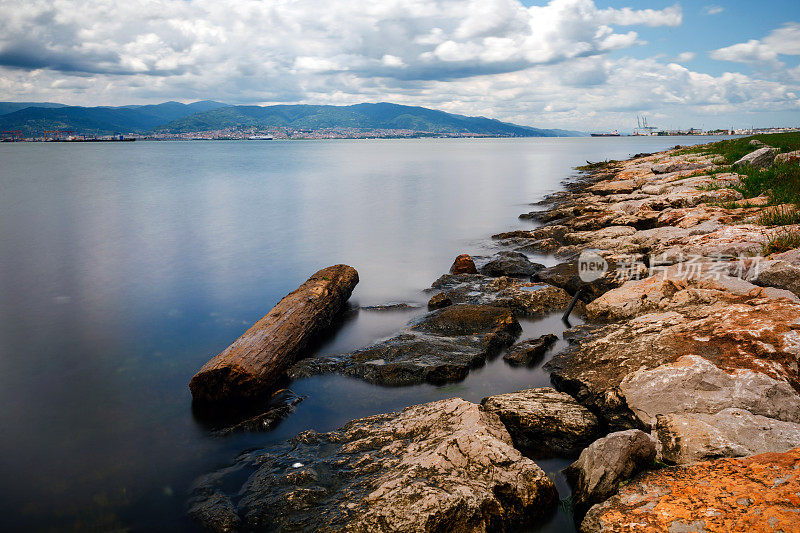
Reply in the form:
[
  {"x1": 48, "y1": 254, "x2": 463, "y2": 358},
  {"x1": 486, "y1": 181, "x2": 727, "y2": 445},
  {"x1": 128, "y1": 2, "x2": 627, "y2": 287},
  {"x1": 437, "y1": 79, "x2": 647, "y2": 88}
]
[
  {"x1": 652, "y1": 458, "x2": 670, "y2": 470},
  {"x1": 762, "y1": 229, "x2": 800, "y2": 255},
  {"x1": 756, "y1": 205, "x2": 800, "y2": 226},
  {"x1": 576, "y1": 160, "x2": 619, "y2": 171},
  {"x1": 696, "y1": 181, "x2": 727, "y2": 191}
]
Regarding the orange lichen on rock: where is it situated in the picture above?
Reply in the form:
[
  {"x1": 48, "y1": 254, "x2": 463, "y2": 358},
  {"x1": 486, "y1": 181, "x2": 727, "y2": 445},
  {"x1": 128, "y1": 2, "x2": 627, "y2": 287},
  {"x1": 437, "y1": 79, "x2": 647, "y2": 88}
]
[{"x1": 582, "y1": 447, "x2": 800, "y2": 532}]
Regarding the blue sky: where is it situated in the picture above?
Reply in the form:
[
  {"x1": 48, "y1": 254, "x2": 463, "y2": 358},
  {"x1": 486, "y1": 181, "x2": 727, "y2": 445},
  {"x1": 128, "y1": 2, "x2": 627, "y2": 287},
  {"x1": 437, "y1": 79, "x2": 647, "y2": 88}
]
[{"x1": 0, "y1": 0, "x2": 798, "y2": 131}]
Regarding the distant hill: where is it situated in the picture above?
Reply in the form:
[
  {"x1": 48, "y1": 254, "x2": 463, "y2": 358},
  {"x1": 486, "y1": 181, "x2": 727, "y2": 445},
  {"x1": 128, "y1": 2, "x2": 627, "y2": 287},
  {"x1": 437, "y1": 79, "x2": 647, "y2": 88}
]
[
  {"x1": 156, "y1": 102, "x2": 583, "y2": 137},
  {"x1": 0, "y1": 102, "x2": 68, "y2": 116},
  {"x1": 0, "y1": 101, "x2": 229, "y2": 135},
  {"x1": 0, "y1": 100, "x2": 582, "y2": 137}
]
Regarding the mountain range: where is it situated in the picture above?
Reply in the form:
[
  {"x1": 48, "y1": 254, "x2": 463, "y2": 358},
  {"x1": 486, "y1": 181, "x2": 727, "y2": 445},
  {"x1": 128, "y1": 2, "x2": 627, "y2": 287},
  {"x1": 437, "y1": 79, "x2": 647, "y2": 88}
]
[{"x1": 0, "y1": 101, "x2": 583, "y2": 138}]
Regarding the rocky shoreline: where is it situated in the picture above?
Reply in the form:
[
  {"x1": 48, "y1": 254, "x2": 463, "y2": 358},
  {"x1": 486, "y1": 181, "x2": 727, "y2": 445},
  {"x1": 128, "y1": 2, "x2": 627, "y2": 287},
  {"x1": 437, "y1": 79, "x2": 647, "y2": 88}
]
[{"x1": 190, "y1": 139, "x2": 800, "y2": 532}]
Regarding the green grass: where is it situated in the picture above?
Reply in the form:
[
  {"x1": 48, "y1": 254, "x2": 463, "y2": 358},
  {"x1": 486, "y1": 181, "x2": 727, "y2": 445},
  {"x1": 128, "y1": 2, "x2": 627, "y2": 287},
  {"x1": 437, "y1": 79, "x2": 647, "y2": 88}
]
[
  {"x1": 731, "y1": 162, "x2": 800, "y2": 206},
  {"x1": 763, "y1": 229, "x2": 800, "y2": 255},
  {"x1": 679, "y1": 132, "x2": 800, "y2": 164},
  {"x1": 756, "y1": 205, "x2": 800, "y2": 226}
]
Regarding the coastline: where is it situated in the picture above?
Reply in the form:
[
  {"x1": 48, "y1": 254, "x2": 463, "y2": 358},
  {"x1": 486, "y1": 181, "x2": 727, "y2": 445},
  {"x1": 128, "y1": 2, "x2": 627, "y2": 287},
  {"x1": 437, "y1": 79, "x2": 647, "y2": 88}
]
[{"x1": 189, "y1": 138, "x2": 800, "y2": 532}]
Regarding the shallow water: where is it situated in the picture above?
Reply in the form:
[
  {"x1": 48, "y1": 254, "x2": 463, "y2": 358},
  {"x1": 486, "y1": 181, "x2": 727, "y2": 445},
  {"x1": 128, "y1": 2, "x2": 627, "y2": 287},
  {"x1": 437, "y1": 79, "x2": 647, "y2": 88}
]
[{"x1": 0, "y1": 136, "x2": 731, "y2": 530}]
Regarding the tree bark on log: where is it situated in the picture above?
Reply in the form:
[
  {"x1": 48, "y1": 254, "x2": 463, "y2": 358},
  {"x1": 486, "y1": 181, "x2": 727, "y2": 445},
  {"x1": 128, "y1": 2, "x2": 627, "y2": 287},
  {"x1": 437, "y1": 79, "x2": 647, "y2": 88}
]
[{"x1": 190, "y1": 265, "x2": 359, "y2": 403}]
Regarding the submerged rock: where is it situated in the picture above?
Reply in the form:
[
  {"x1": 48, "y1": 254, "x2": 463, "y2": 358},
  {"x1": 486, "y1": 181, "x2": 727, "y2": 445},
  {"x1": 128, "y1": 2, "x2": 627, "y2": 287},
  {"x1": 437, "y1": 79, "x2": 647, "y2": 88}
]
[
  {"x1": 565, "y1": 429, "x2": 656, "y2": 511},
  {"x1": 189, "y1": 398, "x2": 558, "y2": 532},
  {"x1": 581, "y1": 447, "x2": 800, "y2": 533},
  {"x1": 450, "y1": 253, "x2": 478, "y2": 274},
  {"x1": 480, "y1": 251, "x2": 544, "y2": 277},
  {"x1": 481, "y1": 388, "x2": 600, "y2": 456},
  {"x1": 288, "y1": 304, "x2": 521, "y2": 386},
  {"x1": 430, "y1": 273, "x2": 575, "y2": 317},
  {"x1": 213, "y1": 389, "x2": 305, "y2": 436},
  {"x1": 503, "y1": 334, "x2": 558, "y2": 366}
]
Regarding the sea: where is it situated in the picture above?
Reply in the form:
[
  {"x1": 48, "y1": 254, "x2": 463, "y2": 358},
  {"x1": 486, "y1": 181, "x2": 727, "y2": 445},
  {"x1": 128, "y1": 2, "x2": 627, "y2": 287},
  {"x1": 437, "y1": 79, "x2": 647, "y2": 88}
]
[{"x1": 0, "y1": 136, "x2": 732, "y2": 531}]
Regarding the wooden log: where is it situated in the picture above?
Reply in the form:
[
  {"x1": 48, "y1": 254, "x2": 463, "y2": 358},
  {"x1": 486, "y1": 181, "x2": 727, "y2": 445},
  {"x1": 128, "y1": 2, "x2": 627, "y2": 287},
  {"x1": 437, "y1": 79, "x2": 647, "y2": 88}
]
[{"x1": 190, "y1": 265, "x2": 359, "y2": 403}]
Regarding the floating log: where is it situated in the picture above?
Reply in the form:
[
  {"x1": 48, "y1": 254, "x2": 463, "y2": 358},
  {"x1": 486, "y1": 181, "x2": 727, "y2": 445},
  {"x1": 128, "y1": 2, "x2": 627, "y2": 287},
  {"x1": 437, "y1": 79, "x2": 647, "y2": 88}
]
[{"x1": 190, "y1": 265, "x2": 359, "y2": 403}]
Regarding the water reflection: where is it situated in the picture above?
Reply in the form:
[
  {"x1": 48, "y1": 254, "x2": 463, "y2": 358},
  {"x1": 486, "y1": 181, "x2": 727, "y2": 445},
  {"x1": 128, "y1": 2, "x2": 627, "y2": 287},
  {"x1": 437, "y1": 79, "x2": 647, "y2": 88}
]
[{"x1": 0, "y1": 137, "x2": 729, "y2": 530}]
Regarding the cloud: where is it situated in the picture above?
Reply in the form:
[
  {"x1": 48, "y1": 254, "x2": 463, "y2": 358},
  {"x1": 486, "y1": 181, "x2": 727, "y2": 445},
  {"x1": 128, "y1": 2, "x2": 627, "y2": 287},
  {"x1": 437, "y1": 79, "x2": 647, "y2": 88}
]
[
  {"x1": 704, "y1": 5, "x2": 724, "y2": 15},
  {"x1": 0, "y1": 0, "x2": 680, "y2": 83},
  {"x1": 0, "y1": 0, "x2": 797, "y2": 130},
  {"x1": 711, "y1": 23, "x2": 800, "y2": 68}
]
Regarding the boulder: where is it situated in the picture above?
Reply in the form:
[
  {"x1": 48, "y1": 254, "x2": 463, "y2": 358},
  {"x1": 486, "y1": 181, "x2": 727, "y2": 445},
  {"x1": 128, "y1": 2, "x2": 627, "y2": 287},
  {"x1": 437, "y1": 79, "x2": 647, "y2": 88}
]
[
  {"x1": 656, "y1": 408, "x2": 800, "y2": 464},
  {"x1": 775, "y1": 149, "x2": 800, "y2": 164},
  {"x1": 450, "y1": 253, "x2": 477, "y2": 274},
  {"x1": 531, "y1": 260, "x2": 622, "y2": 302},
  {"x1": 581, "y1": 448, "x2": 800, "y2": 533},
  {"x1": 565, "y1": 430, "x2": 656, "y2": 510},
  {"x1": 503, "y1": 334, "x2": 558, "y2": 366},
  {"x1": 749, "y1": 139, "x2": 766, "y2": 147},
  {"x1": 548, "y1": 295, "x2": 800, "y2": 430},
  {"x1": 733, "y1": 147, "x2": 778, "y2": 169},
  {"x1": 619, "y1": 355, "x2": 800, "y2": 428},
  {"x1": 430, "y1": 274, "x2": 575, "y2": 317},
  {"x1": 650, "y1": 161, "x2": 711, "y2": 174},
  {"x1": 588, "y1": 180, "x2": 637, "y2": 195},
  {"x1": 427, "y1": 292, "x2": 452, "y2": 310},
  {"x1": 481, "y1": 388, "x2": 600, "y2": 456},
  {"x1": 752, "y1": 259, "x2": 800, "y2": 298},
  {"x1": 586, "y1": 266, "x2": 800, "y2": 322},
  {"x1": 188, "y1": 398, "x2": 558, "y2": 532},
  {"x1": 288, "y1": 304, "x2": 521, "y2": 386},
  {"x1": 190, "y1": 265, "x2": 359, "y2": 403},
  {"x1": 480, "y1": 251, "x2": 544, "y2": 277}
]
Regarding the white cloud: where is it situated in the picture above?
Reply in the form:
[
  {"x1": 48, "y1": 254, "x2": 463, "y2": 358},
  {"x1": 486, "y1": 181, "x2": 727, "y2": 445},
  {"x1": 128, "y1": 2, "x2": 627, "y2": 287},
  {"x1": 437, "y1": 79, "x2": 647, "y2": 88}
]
[
  {"x1": 0, "y1": 0, "x2": 797, "y2": 129},
  {"x1": 704, "y1": 5, "x2": 724, "y2": 15},
  {"x1": 711, "y1": 23, "x2": 800, "y2": 68}
]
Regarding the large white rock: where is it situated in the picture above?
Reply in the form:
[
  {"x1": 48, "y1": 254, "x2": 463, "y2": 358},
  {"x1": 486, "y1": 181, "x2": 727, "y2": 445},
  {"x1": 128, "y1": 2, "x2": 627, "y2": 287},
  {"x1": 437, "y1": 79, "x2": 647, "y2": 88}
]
[{"x1": 733, "y1": 147, "x2": 777, "y2": 169}]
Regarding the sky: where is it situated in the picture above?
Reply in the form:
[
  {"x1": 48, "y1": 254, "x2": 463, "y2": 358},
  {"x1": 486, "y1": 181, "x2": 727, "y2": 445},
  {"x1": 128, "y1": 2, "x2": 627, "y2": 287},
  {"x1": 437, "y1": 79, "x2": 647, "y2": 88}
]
[{"x1": 0, "y1": 0, "x2": 798, "y2": 131}]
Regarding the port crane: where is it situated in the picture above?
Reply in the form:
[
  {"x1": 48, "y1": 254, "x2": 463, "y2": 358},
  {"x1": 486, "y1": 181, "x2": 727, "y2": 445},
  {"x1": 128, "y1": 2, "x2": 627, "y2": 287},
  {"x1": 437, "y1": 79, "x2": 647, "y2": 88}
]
[
  {"x1": 1, "y1": 130, "x2": 24, "y2": 141},
  {"x1": 634, "y1": 115, "x2": 658, "y2": 136}
]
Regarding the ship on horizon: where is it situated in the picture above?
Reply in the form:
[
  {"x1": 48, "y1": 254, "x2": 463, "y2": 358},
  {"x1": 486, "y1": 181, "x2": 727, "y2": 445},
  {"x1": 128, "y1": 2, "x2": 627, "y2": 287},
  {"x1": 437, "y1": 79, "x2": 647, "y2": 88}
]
[{"x1": 590, "y1": 130, "x2": 620, "y2": 137}]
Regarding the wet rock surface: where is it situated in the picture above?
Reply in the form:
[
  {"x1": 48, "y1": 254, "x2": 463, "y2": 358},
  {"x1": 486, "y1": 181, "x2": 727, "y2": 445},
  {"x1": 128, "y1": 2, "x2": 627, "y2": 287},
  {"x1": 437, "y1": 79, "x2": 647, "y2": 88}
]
[
  {"x1": 287, "y1": 304, "x2": 521, "y2": 386},
  {"x1": 479, "y1": 250, "x2": 544, "y2": 277},
  {"x1": 565, "y1": 430, "x2": 657, "y2": 511},
  {"x1": 189, "y1": 398, "x2": 558, "y2": 533},
  {"x1": 450, "y1": 253, "x2": 478, "y2": 274},
  {"x1": 581, "y1": 447, "x2": 800, "y2": 533},
  {"x1": 481, "y1": 388, "x2": 600, "y2": 456},
  {"x1": 213, "y1": 389, "x2": 305, "y2": 436},
  {"x1": 502, "y1": 334, "x2": 558, "y2": 366},
  {"x1": 430, "y1": 273, "x2": 576, "y2": 317}
]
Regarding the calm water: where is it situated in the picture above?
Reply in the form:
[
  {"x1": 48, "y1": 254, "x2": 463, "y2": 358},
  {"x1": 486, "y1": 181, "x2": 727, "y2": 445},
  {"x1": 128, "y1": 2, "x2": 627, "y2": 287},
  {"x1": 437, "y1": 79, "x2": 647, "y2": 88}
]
[{"x1": 0, "y1": 137, "x2": 729, "y2": 531}]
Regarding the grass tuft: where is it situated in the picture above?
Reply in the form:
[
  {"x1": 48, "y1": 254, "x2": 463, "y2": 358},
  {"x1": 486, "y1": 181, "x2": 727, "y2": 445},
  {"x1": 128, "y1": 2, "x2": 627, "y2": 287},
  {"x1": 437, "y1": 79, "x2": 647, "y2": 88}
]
[
  {"x1": 762, "y1": 229, "x2": 800, "y2": 255},
  {"x1": 756, "y1": 205, "x2": 800, "y2": 226}
]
